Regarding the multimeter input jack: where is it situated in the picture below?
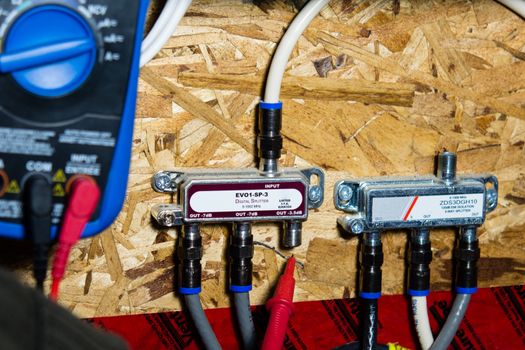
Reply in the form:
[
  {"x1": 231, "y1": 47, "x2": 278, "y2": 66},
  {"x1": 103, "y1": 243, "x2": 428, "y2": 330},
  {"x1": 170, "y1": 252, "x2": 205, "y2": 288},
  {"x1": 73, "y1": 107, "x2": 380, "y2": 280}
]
[{"x1": 0, "y1": 170, "x2": 9, "y2": 197}]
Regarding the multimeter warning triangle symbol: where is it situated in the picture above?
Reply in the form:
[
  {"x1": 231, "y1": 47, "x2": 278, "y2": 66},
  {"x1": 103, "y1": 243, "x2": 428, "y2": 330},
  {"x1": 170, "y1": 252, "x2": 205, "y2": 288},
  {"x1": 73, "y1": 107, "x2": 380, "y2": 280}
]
[
  {"x1": 6, "y1": 180, "x2": 20, "y2": 194},
  {"x1": 52, "y1": 169, "x2": 67, "y2": 183},
  {"x1": 53, "y1": 184, "x2": 66, "y2": 197}
]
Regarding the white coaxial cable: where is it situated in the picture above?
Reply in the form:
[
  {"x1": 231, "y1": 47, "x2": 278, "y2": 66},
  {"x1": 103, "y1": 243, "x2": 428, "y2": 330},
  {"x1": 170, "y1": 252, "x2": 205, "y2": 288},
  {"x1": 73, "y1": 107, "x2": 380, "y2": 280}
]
[
  {"x1": 140, "y1": 0, "x2": 192, "y2": 67},
  {"x1": 263, "y1": 0, "x2": 330, "y2": 103}
]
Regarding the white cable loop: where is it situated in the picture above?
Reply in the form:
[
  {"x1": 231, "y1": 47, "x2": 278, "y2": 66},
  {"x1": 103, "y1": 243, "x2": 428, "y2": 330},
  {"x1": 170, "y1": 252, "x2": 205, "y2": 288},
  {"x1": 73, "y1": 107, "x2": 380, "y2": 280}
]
[
  {"x1": 140, "y1": 0, "x2": 192, "y2": 67},
  {"x1": 263, "y1": 0, "x2": 330, "y2": 103},
  {"x1": 497, "y1": 0, "x2": 525, "y2": 18}
]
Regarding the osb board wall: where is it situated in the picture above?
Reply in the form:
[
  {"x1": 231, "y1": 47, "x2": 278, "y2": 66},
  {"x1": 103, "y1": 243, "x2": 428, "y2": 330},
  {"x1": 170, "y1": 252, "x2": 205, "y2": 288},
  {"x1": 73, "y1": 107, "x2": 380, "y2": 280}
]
[{"x1": 12, "y1": 0, "x2": 525, "y2": 318}]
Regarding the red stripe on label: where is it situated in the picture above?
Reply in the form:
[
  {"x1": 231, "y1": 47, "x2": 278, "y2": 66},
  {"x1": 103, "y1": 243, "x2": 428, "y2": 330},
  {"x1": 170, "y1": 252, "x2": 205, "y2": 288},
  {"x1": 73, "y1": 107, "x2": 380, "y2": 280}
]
[{"x1": 403, "y1": 196, "x2": 419, "y2": 221}]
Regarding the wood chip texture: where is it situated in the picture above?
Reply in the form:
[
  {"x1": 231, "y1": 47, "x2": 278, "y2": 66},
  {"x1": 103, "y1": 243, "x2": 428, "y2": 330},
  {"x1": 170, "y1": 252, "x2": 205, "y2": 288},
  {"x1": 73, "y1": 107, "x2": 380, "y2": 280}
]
[{"x1": 9, "y1": 0, "x2": 525, "y2": 318}]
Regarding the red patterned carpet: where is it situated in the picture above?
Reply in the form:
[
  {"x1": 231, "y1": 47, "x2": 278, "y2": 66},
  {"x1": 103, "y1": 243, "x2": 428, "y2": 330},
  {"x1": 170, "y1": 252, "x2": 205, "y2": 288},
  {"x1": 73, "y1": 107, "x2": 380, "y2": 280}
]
[{"x1": 92, "y1": 286, "x2": 525, "y2": 349}]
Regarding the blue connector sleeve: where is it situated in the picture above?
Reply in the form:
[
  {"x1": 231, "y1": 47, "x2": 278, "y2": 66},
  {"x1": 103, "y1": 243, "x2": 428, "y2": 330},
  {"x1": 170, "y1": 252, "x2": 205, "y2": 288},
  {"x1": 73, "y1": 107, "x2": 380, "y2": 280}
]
[
  {"x1": 230, "y1": 285, "x2": 252, "y2": 293},
  {"x1": 456, "y1": 287, "x2": 477, "y2": 295},
  {"x1": 179, "y1": 287, "x2": 202, "y2": 295},
  {"x1": 408, "y1": 289, "x2": 430, "y2": 297},
  {"x1": 259, "y1": 101, "x2": 283, "y2": 110},
  {"x1": 360, "y1": 291, "x2": 381, "y2": 300}
]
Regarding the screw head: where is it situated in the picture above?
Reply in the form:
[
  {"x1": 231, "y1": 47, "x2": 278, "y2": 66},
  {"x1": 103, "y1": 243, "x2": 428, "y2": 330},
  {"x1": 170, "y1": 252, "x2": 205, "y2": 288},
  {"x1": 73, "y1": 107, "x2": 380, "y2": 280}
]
[
  {"x1": 162, "y1": 212, "x2": 174, "y2": 226},
  {"x1": 350, "y1": 219, "x2": 365, "y2": 234},
  {"x1": 154, "y1": 173, "x2": 172, "y2": 191},
  {"x1": 158, "y1": 209, "x2": 183, "y2": 227},
  {"x1": 486, "y1": 190, "x2": 497, "y2": 208},
  {"x1": 309, "y1": 186, "x2": 322, "y2": 202},
  {"x1": 338, "y1": 185, "x2": 352, "y2": 202}
]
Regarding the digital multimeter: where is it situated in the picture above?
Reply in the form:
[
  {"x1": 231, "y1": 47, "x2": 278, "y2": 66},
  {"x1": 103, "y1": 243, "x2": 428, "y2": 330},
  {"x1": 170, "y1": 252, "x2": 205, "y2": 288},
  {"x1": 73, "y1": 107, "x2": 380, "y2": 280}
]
[{"x1": 0, "y1": 0, "x2": 149, "y2": 239}]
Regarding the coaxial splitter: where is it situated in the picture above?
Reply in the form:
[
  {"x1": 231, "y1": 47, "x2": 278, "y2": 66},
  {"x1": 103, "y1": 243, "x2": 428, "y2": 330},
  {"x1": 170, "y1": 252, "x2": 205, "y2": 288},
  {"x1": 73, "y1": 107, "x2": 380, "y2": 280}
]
[
  {"x1": 335, "y1": 152, "x2": 498, "y2": 235},
  {"x1": 151, "y1": 167, "x2": 324, "y2": 248},
  {"x1": 333, "y1": 151, "x2": 499, "y2": 350}
]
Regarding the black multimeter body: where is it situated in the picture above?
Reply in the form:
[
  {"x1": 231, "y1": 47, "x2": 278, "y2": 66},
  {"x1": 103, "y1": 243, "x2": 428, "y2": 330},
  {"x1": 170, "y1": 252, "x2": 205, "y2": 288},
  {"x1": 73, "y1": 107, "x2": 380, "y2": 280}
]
[{"x1": 0, "y1": 0, "x2": 149, "y2": 239}]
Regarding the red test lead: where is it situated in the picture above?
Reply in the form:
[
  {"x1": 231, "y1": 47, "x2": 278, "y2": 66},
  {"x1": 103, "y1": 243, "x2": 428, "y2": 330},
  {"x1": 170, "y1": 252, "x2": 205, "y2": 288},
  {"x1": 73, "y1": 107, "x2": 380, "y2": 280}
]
[
  {"x1": 50, "y1": 177, "x2": 100, "y2": 300},
  {"x1": 262, "y1": 256, "x2": 296, "y2": 350}
]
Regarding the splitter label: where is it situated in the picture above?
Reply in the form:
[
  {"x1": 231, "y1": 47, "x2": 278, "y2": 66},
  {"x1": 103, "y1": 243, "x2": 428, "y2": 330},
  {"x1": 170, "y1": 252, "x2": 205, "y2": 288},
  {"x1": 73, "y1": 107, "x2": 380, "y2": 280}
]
[
  {"x1": 186, "y1": 181, "x2": 307, "y2": 220},
  {"x1": 372, "y1": 193, "x2": 485, "y2": 223}
]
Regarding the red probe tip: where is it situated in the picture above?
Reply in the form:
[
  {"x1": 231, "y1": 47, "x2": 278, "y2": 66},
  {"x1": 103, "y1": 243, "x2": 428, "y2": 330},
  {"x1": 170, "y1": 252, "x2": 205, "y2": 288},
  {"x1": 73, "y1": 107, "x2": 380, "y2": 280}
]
[
  {"x1": 284, "y1": 256, "x2": 296, "y2": 277},
  {"x1": 271, "y1": 256, "x2": 296, "y2": 303},
  {"x1": 50, "y1": 280, "x2": 59, "y2": 301}
]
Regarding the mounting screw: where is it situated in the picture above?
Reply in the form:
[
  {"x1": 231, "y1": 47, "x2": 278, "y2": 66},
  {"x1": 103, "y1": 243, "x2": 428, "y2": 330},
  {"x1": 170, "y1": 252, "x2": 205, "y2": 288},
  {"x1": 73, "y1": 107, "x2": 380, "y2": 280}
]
[
  {"x1": 151, "y1": 204, "x2": 183, "y2": 227},
  {"x1": 338, "y1": 185, "x2": 352, "y2": 202},
  {"x1": 350, "y1": 219, "x2": 365, "y2": 234},
  {"x1": 309, "y1": 186, "x2": 322, "y2": 203},
  {"x1": 153, "y1": 173, "x2": 173, "y2": 192},
  {"x1": 158, "y1": 210, "x2": 183, "y2": 226},
  {"x1": 162, "y1": 212, "x2": 175, "y2": 226},
  {"x1": 486, "y1": 190, "x2": 497, "y2": 209}
]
